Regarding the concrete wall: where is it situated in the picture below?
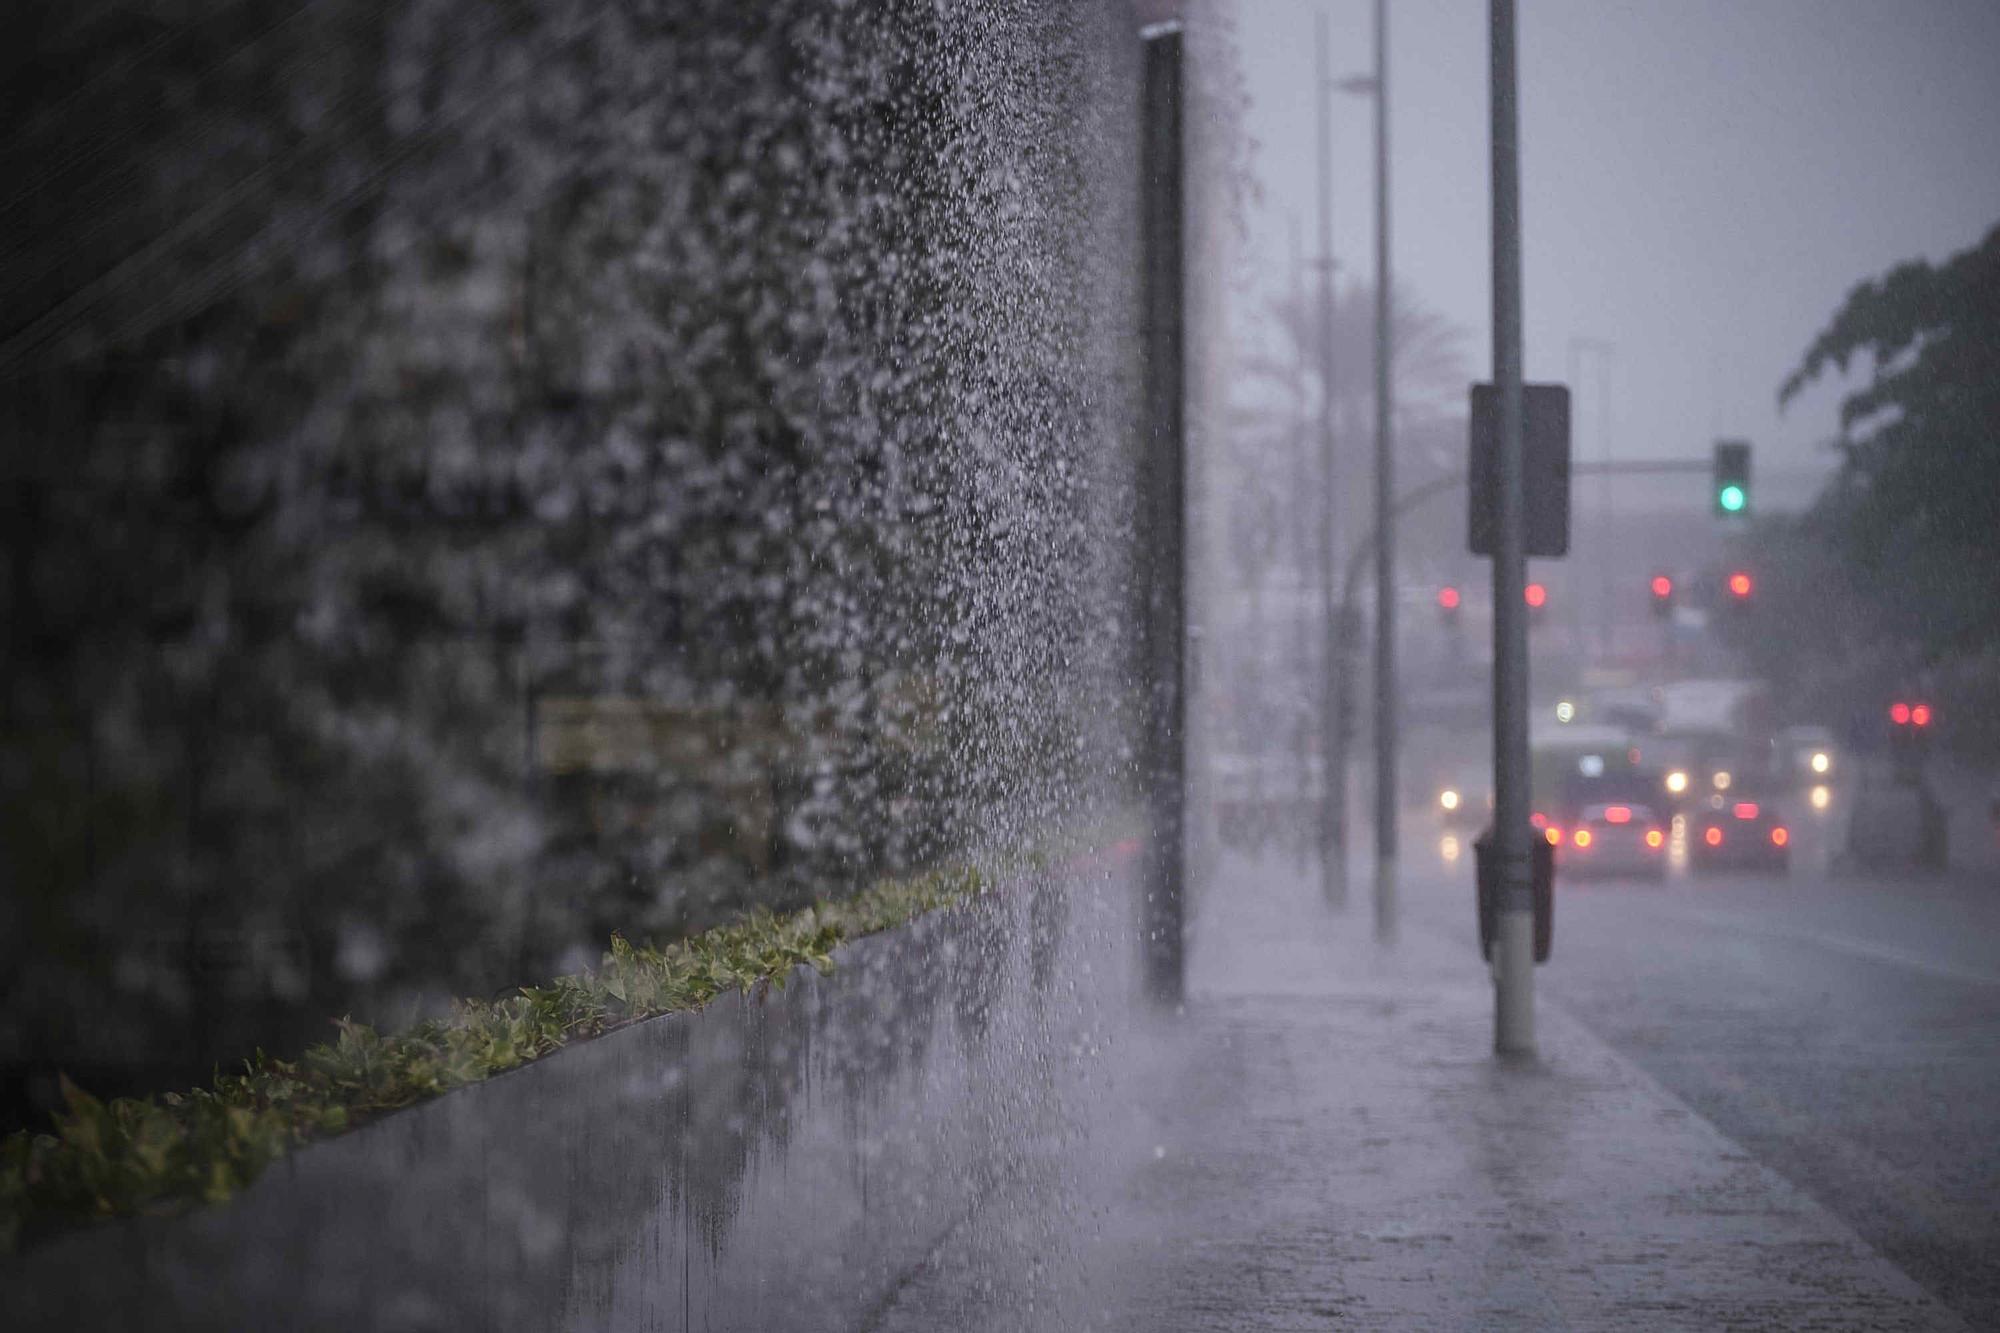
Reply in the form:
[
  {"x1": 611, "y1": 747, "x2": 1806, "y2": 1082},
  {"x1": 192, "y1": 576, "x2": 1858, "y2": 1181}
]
[{"x1": 2, "y1": 848, "x2": 1138, "y2": 1331}]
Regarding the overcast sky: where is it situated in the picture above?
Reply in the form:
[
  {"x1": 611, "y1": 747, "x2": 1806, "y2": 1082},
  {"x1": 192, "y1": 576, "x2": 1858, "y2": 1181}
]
[{"x1": 1232, "y1": 0, "x2": 2000, "y2": 510}]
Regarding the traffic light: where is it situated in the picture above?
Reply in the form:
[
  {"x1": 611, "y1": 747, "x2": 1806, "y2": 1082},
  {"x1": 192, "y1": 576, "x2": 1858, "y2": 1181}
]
[
  {"x1": 1726, "y1": 570, "x2": 1753, "y2": 599},
  {"x1": 1649, "y1": 573, "x2": 1674, "y2": 618},
  {"x1": 1714, "y1": 440, "x2": 1751, "y2": 517},
  {"x1": 1438, "y1": 585, "x2": 1462, "y2": 616},
  {"x1": 1524, "y1": 582, "x2": 1548, "y2": 624}
]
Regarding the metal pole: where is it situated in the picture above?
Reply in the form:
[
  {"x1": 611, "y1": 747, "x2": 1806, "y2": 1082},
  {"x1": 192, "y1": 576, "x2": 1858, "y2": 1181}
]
[
  {"x1": 1489, "y1": 0, "x2": 1534, "y2": 1055},
  {"x1": 1597, "y1": 343, "x2": 1614, "y2": 660},
  {"x1": 1370, "y1": 0, "x2": 1397, "y2": 934},
  {"x1": 1289, "y1": 214, "x2": 1314, "y2": 870},
  {"x1": 1315, "y1": 11, "x2": 1347, "y2": 905},
  {"x1": 1141, "y1": 24, "x2": 1186, "y2": 1005},
  {"x1": 1565, "y1": 336, "x2": 1614, "y2": 660},
  {"x1": 1564, "y1": 338, "x2": 1583, "y2": 661}
]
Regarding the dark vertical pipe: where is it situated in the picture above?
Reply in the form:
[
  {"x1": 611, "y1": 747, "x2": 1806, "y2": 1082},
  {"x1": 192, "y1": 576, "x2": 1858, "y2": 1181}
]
[{"x1": 1140, "y1": 23, "x2": 1186, "y2": 1006}]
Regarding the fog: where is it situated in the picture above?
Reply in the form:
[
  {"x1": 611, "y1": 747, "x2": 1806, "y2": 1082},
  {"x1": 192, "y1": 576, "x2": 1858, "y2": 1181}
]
[
  {"x1": 1234, "y1": 0, "x2": 2000, "y2": 509},
  {"x1": 6, "y1": 2, "x2": 2000, "y2": 1327}
]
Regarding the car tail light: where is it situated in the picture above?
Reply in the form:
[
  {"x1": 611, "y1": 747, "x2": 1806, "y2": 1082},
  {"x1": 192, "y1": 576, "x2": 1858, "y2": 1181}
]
[
  {"x1": 1605, "y1": 805, "x2": 1631, "y2": 824},
  {"x1": 1733, "y1": 802, "x2": 1758, "y2": 820},
  {"x1": 1771, "y1": 827, "x2": 1789, "y2": 846},
  {"x1": 1573, "y1": 828, "x2": 1593, "y2": 848},
  {"x1": 1703, "y1": 826, "x2": 1724, "y2": 846},
  {"x1": 1645, "y1": 829, "x2": 1664, "y2": 849},
  {"x1": 1544, "y1": 826, "x2": 1561, "y2": 846}
]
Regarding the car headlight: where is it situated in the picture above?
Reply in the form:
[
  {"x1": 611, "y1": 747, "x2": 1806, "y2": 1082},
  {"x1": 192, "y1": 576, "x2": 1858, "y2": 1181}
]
[
  {"x1": 1665, "y1": 770, "x2": 1689, "y2": 795},
  {"x1": 1810, "y1": 784, "x2": 1831, "y2": 810},
  {"x1": 1713, "y1": 770, "x2": 1732, "y2": 791},
  {"x1": 1810, "y1": 751, "x2": 1831, "y2": 774},
  {"x1": 1439, "y1": 788, "x2": 1461, "y2": 812}
]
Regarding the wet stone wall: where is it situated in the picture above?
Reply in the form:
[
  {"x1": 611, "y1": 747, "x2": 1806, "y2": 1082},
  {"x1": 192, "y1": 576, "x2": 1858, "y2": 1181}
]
[
  {"x1": 1, "y1": 0, "x2": 1153, "y2": 1120},
  {"x1": 1, "y1": 848, "x2": 1140, "y2": 1331}
]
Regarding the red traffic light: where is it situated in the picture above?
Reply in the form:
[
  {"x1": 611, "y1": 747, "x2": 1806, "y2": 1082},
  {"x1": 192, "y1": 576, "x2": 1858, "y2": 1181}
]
[
  {"x1": 1890, "y1": 701, "x2": 1911, "y2": 725},
  {"x1": 1911, "y1": 703, "x2": 1932, "y2": 727},
  {"x1": 1650, "y1": 575, "x2": 1673, "y2": 599},
  {"x1": 1524, "y1": 583, "x2": 1548, "y2": 609},
  {"x1": 1438, "y1": 586, "x2": 1461, "y2": 611},
  {"x1": 1727, "y1": 571, "x2": 1753, "y2": 598}
]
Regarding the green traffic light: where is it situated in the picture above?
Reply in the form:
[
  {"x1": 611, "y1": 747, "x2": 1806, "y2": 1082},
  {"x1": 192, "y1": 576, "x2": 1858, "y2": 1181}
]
[{"x1": 1718, "y1": 484, "x2": 1746, "y2": 513}]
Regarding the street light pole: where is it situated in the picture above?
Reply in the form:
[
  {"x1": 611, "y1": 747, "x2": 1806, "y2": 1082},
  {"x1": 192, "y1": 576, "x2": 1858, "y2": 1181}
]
[
  {"x1": 1315, "y1": 11, "x2": 1346, "y2": 906},
  {"x1": 1368, "y1": 0, "x2": 1396, "y2": 932},
  {"x1": 1489, "y1": 0, "x2": 1534, "y2": 1055}
]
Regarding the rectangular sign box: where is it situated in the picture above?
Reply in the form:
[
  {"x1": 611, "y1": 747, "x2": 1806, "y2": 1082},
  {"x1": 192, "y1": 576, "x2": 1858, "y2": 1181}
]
[{"x1": 1469, "y1": 382, "x2": 1571, "y2": 558}]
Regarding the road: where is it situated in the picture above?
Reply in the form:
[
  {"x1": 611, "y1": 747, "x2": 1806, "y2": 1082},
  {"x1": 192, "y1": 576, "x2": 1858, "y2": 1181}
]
[{"x1": 1408, "y1": 775, "x2": 2000, "y2": 1328}]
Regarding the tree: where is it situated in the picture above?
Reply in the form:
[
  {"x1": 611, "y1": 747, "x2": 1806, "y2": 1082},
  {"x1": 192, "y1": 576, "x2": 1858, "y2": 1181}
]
[
  {"x1": 1779, "y1": 222, "x2": 2000, "y2": 663},
  {"x1": 1242, "y1": 278, "x2": 1470, "y2": 427},
  {"x1": 1230, "y1": 278, "x2": 1470, "y2": 583}
]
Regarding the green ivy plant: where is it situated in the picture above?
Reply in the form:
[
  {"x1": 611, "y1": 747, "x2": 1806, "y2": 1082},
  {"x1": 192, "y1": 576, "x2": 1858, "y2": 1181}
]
[{"x1": 0, "y1": 864, "x2": 986, "y2": 1253}]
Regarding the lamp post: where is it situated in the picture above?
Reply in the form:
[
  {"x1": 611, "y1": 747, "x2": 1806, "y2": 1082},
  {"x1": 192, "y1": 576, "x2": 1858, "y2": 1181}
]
[
  {"x1": 1489, "y1": 0, "x2": 1534, "y2": 1056},
  {"x1": 1338, "y1": 0, "x2": 1393, "y2": 937},
  {"x1": 1313, "y1": 11, "x2": 1345, "y2": 905}
]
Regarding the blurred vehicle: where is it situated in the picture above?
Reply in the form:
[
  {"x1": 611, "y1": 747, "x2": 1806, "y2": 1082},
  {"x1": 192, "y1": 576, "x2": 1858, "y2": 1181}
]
[
  {"x1": 1689, "y1": 790, "x2": 1791, "y2": 874},
  {"x1": 1213, "y1": 751, "x2": 1319, "y2": 852},
  {"x1": 1650, "y1": 730, "x2": 1759, "y2": 813},
  {"x1": 1528, "y1": 722, "x2": 1640, "y2": 829},
  {"x1": 1844, "y1": 769, "x2": 1947, "y2": 871},
  {"x1": 1556, "y1": 767, "x2": 1657, "y2": 820},
  {"x1": 1774, "y1": 725, "x2": 1840, "y2": 789},
  {"x1": 1551, "y1": 801, "x2": 1668, "y2": 881},
  {"x1": 1431, "y1": 761, "x2": 1492, "y2": 829}
]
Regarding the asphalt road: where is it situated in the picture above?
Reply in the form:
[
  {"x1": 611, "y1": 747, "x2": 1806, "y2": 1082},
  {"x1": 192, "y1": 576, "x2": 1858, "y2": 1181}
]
[{"x1": 1407, "y1": 778, "x2": 2000, "y2": 1328}]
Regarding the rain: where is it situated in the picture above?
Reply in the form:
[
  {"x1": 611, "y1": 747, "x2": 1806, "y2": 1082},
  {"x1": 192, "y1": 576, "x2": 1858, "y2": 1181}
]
[{"x1": 4, "y1": 1, "x2": 2000, "y2": 1328}]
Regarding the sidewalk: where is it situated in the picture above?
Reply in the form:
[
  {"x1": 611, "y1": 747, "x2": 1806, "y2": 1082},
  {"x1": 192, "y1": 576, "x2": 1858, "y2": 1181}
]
[{"x1": 871, "y1": 854, "x2": 1963, "y2": 1331}]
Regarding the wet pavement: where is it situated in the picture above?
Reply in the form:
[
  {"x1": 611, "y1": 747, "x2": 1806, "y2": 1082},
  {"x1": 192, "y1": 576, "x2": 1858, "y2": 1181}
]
[
  {"x1": 1458, "y1": 795, "x2": 2000, "y2": 1330},
  {"x1": 873, "y1": 849, "x2": 1967, "y2": 1331}
]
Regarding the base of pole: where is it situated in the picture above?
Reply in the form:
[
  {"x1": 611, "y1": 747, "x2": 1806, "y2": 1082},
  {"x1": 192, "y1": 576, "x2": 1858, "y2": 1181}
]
[
  {"x1": 1373, "y1": 857, "x2": 1398, "y2": 944},
  {"x1": 1321, "y1": 847, "x2": 1348, "y2": 908},
  {"x1": 1493, "y1": 909, "x2": 1535, "y2": 1055}
]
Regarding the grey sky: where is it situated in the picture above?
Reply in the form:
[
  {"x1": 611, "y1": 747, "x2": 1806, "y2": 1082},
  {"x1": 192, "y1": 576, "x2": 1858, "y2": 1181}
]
[{"x1": 1233, "y1": 0, "x2": 2000, "y2": 510}]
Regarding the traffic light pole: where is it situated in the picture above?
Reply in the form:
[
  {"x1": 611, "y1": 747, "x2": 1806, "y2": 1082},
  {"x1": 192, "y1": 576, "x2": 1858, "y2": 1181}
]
[{"x1": 1488, "y1": 0, "x2": 1534, "y2": 1057}]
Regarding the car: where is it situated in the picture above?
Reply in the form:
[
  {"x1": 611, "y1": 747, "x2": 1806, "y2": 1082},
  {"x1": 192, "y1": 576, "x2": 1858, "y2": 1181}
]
[
  {"x1": 1689, "y1": 791, "x2": 1791, "y2": 873},
  {"x1": 1647, "y1": 731, "x2": 1754, "y2": 805},
  {"x1": 1773, "y1": 725, "x2": 1840, "y2": 791},
  {"x1": 1843, "y1": 770, "x2": 1947, "y2": 872},
  {"x1": 1549, "y1": 801, "x2": 1669, "y2": 880},
  {"x1": 1431, "y1": 765, "x2": 1491, "y2": 829}
]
